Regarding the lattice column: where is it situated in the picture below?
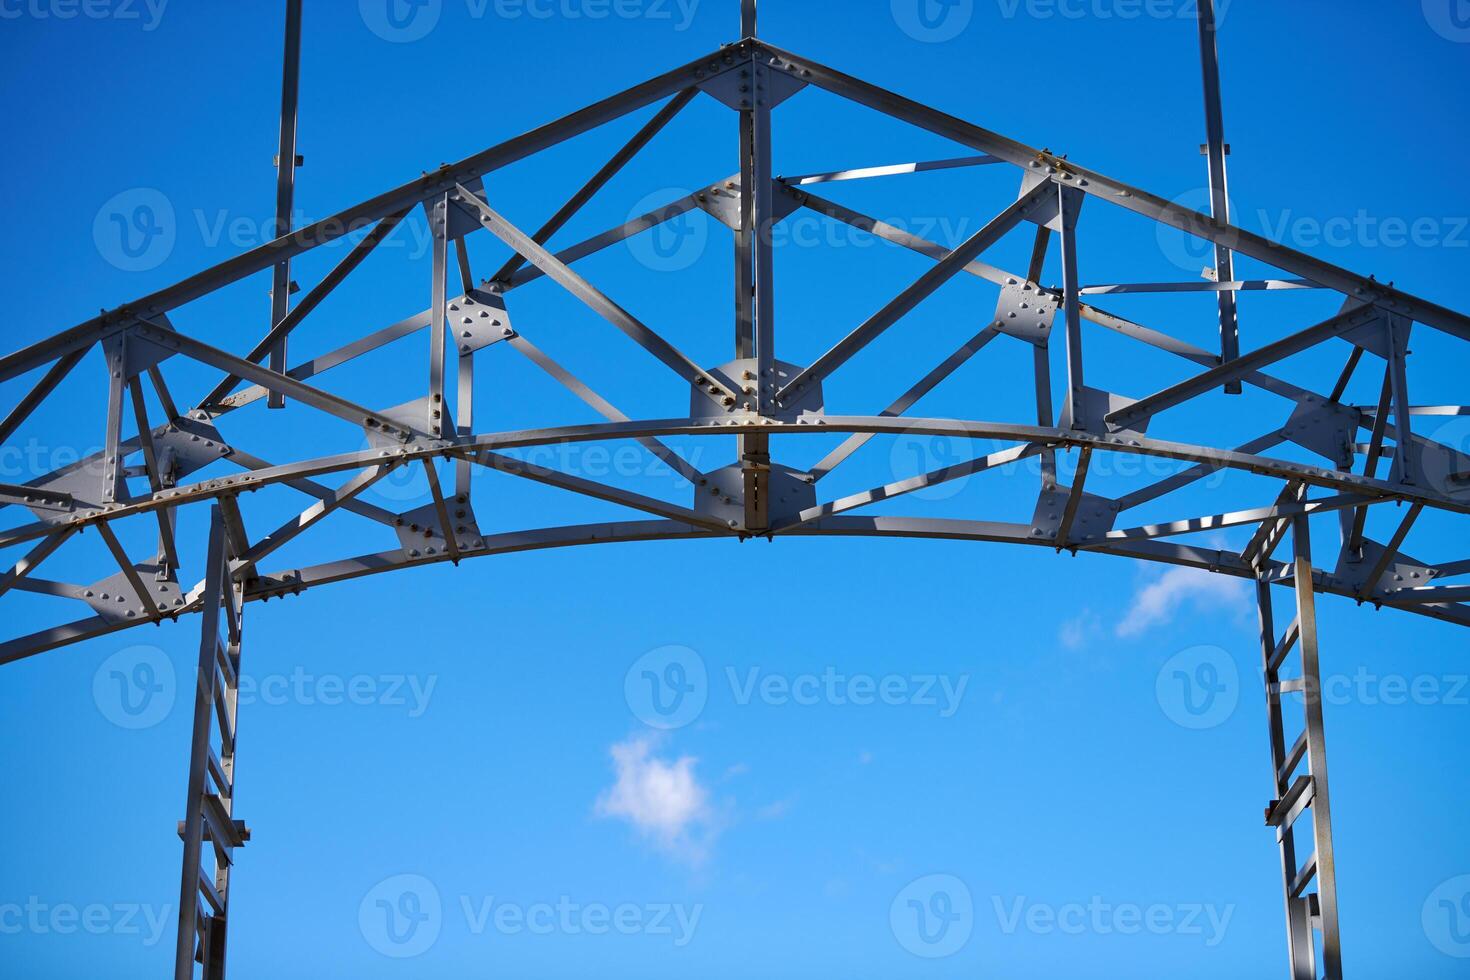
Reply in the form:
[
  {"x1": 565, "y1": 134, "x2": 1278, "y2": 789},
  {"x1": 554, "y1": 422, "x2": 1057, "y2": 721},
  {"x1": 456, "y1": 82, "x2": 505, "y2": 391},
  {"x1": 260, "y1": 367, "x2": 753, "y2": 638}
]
[
  {"x1": 174, "y1": 505, "x2": 249, "y2": 980},
  {"x1": 1255, "y1": 514, "x2": 1342, "y2": 979}
]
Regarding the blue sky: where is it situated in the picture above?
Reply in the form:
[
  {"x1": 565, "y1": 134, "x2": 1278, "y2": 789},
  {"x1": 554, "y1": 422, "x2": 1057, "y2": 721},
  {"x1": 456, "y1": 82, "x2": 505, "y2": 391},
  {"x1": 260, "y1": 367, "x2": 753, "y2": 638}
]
[{"x1": 1, "y1": 2, "x2": 1469, "y2": 978}]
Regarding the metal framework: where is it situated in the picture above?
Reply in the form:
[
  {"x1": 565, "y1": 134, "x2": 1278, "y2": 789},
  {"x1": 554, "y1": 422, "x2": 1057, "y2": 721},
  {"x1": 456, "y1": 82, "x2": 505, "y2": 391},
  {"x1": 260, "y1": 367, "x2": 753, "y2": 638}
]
[{"x1": 2, "y1": 6, "x2": 1468, "y2": 977}]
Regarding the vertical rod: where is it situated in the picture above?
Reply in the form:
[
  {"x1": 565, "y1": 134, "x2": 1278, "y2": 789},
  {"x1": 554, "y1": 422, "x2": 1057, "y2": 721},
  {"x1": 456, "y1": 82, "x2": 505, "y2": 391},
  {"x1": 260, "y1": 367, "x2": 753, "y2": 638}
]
[
  {"x1": 1292, "y1": 516, "x2": 1343, "y2": 979},
  {"x1": 751, "y1": 61, "x2": 776, "y2": 410},
  {"x1": 1026, "y1": 226, "x2": 1056, "y2": 488},
  {"x1": 740, "y1": 51, "x2": 776, "y2": 532},
  {"x1": 102, "y1": 337, "x2": 127, "y2": 504},
  {"x1": 735, "y1": 110, "x2": 756, "y2": 360},
  {"x1": 455, "y1": 354, "x2": 475, "y2": 498},
  {"x1": 175, "y1": 507, "x2": 228, "y2": 980},
  {"x1": 430, "y1": 196, "x2": 449, "y2": 439},
  {"x1": 268, "y1": 0, "x2": 304, "y2": 409},
  {"x1": 741, "y1": 0, "x2": 756, "y2": 37},
  {"x1": 1057, "y1": 186, "x2": 1086, "y2": 430},
  {"x1": 1197, "y1": 0, "x2": 1239, "y2": 392},
  {"x1": 1385, "y1": 316, "x2": 1415, "y2": 486}
]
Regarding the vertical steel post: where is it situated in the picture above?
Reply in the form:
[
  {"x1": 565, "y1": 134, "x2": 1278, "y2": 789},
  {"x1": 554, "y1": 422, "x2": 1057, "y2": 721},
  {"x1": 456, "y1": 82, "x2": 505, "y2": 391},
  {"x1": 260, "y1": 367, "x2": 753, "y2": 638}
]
[
  {"x1": 102, "y1": 334, "x2": 127, "y2": 503},
  {"x1": 751, "y1": 64, "x2": 776, "y2": 409},
  {"x1": 1026, "y1": 226, "x2": 1056, "y2": 488},
  {"x1": 268, "y1": 0, "x2": 304, "y2": 409},
  {"x1": 430, "y1": 195, "x2": 449, "y2": 439},
  {"x1": 1291, "y1": 518, "x2": 1343, "y2": 978},
  {"x1": 738, "y1": 48, "x2": 775, "y2": 532},
  {"x1": 1196, "y1": 0, "x2": 1240, "y2": 392},
  {"x1": 1385, "y1": 315, "x2": 1415, "y2": 486},
  {"x1": 1057, "y1": 185, "x2": 1086, "y2": 431},
  {"x1": 1255, "y1": 513, "x2": 1343, "y2": 980},
  {"x1": 735, "y1": 113, "x2": 755, "y2": 360},
  {"x1": 175, "y1": 506, "x2": 248, "y2": 980},
  {"x1": 741, "y1": 0, "x2": 756, "y2": 37}
]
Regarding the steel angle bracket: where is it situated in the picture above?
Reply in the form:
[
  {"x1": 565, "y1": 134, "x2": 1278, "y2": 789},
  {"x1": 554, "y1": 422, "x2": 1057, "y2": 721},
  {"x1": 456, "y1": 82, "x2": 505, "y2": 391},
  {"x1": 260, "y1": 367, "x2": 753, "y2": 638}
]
[
  {"x1": 1341, "y1": 309, "x2": 1406, "y2": 360},
  {"x1": 447, "y1": 289, "x2": 513, "y2": 355},
  {"x1": 79, "y1": 563, "x2": 187, "y2": 624},
  {"x1": 692, "y1": 358, "x2": 823, "y2": 419},
  {"x1": 104, "y1": 314, "x2": 180, "y2": 379},
  {"x1": 428, "y1": 177, "x2": 488, "y2": 241},
  {"x1": 1019, "y1": 169, "x2": 1083, "y2": 233},
  {"x1": 993, "y1": 277, "x2": 1058, "y2": 346},
  {"x1": 18, "y1": 414, "x2": 233, "y2": 526},
  {"x1": 393, "y1": 497, "x2": 484, "y2": 561},
  {"x1": 1031, "y1": 485, "x2": 1119, "y2": 545},
  {"x1": 363, "y1": 396, "x2": 448, "y2": 449},
  {"x1": 1332, "y1": 537, "x2": 1438, "y2": 599},
  {"x1": 694, "y1": 461, "x2": 814, "y2": 532},
  {"x1": 1061, "y1": 387, "x2": 1150, "y2": 442},
  {"x1": 694, "y1": 175, "x2": 801, "y2": 231},
  {"x1": 1282, "y1": 397, "x2": 1359, "y2": 465},
  {"x1": 698, "y1": 55, "x2": 806, "y2": 111}
]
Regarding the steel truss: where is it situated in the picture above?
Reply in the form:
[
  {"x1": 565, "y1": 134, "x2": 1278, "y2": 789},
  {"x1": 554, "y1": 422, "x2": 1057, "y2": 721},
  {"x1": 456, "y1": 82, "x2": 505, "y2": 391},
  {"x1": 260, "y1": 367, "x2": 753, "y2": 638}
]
[{"x1": 2, "y1": 7, "x2": 1468, "y2": 978}]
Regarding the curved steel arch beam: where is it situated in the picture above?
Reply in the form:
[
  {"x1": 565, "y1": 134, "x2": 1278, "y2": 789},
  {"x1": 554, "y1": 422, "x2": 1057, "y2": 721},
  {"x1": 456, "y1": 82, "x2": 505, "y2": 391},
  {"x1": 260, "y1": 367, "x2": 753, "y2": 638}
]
[
  {"x1": 6, "y1": 510, "x2": 1463, "y2": 668},
  {"x1": 1, "y1": 414, "x2": 1464, "y2": 551}
]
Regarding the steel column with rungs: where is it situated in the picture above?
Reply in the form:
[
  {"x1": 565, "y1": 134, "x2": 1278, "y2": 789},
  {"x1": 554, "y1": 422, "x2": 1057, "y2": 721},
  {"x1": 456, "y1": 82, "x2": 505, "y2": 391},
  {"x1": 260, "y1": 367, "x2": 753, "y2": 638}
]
[
  {"x1": 175, "y1": 506, "x2": 249, "y2": 980},
  {"x1": 1255, "y1": 513, "x2": 1342, "y2": 979}
]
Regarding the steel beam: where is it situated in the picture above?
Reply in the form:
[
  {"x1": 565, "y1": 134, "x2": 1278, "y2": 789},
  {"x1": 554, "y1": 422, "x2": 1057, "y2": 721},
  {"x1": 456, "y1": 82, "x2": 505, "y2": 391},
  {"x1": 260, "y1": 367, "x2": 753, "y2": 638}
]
[
  {"x1": 1196, "y1": 0, "x2": 1239, "y2": 391},
  {"x1": 267, "y1": 0, "x2": 304, "y2": 410},
  {"x1": 175, "y1": 506, "x2": 247, "y2": 980}
]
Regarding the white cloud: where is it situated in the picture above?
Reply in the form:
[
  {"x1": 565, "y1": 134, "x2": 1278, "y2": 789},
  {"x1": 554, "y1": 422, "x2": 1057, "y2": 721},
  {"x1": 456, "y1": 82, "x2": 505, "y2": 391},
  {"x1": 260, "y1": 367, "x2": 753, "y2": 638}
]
[
  {"x1": 596, "y1": 735, "x2": 716, "y2": 863},
  {"x1": 1116, "y1": 566, "x2": 1250, "y2": 639}
]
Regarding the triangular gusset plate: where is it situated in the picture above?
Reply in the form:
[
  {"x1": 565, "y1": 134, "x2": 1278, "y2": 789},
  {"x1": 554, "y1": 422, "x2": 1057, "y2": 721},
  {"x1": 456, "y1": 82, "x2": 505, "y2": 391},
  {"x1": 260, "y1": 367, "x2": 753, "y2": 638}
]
[{"x1": 698, "y1": 60, "x2": 806, "y2": 111}]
